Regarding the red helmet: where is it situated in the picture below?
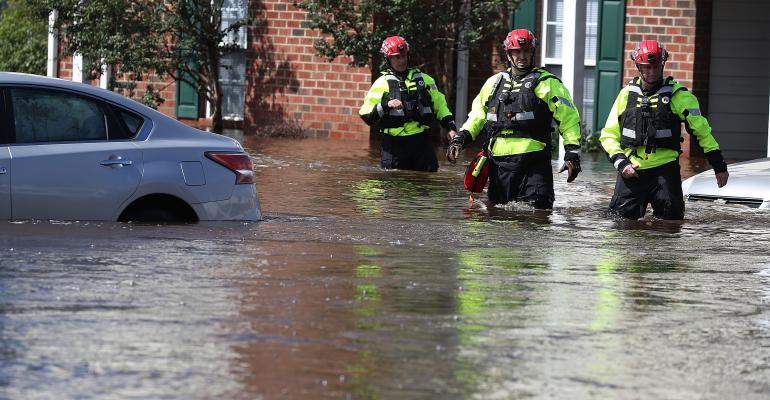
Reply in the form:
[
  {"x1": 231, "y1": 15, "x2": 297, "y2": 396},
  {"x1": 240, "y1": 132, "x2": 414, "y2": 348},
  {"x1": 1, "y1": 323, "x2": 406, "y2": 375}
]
[
  {"x1": 503, "y1": 29, "x2": 537, "y2": 50},
  {"x1": 631, "y1": 40, "x2": 668, "y2": 65},
  {"x1": 380, "y1": 36, "x2": 409, "y2": 57}
]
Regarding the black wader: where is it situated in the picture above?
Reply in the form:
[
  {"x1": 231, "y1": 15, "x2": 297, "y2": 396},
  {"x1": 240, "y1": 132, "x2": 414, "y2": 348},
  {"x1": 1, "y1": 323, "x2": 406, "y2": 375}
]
[
  {"x1": 609, "y1": 161, "x2": 684, "y2": 220},
  {"x1": 380, "y1": 131, "x2": 438, "y2": 172},
  {"x1": 488, "y1": 150, "x2": 554, "y2": 209}
]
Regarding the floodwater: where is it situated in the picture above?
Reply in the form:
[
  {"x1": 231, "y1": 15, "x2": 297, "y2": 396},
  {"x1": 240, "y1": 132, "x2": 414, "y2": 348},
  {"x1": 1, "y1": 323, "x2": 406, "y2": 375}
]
[{"x1": 1, "y1": 137, "x2": 770, "y2": 399}]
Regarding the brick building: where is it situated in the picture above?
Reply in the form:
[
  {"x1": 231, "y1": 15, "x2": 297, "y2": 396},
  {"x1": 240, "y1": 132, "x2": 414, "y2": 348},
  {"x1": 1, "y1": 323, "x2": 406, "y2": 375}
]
[
  {"x1": 245, "y1": 0, "x2": 372, "y2": 140},
  {"x1": 48, "y1": 0, "x2": 769, "y2": 160}
]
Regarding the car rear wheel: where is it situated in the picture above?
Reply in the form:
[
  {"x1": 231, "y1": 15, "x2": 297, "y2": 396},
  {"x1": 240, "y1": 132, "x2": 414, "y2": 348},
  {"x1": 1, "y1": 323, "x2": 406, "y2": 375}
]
[{"x1": 118, "y1": 194, "x2": 198, "y2": 223}]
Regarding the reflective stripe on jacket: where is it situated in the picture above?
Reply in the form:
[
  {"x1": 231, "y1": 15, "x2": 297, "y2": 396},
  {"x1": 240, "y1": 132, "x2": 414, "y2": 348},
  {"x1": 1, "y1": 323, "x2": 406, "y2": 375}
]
[
  {"x1": 484, "y1": 70, "x2": 553, "y2": 144},
  {"x1": 461, "y1": 67, "x2": 581, "y2": 157},
  {"x1": 359, "y1": 68, "x2": 453, "y2": 136},
  {"x1": 619, "y1": 77, "x2": 683, "y2": 154},
  {"x1": 600, "y1": 76, "x2": 721, "y2": 170}
]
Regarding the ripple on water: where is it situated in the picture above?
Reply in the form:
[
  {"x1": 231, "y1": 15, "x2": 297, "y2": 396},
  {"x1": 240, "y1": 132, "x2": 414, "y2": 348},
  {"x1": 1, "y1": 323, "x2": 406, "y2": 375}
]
[{"x1": 2, "y1": 140, "x2": 769, "y2": 399}]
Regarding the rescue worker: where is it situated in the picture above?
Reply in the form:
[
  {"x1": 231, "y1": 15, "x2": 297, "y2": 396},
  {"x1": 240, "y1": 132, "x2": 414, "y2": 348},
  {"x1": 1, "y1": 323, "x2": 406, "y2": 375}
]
[
  {"x1": 359, "y1": 36, "x2": 457, "y2": 172},
  {"x1": 446, "y1": 29, "x2": 582, "y2": 209},
  {"x1": 599, "y1": 40, "x2": 729, "y2": 220}
]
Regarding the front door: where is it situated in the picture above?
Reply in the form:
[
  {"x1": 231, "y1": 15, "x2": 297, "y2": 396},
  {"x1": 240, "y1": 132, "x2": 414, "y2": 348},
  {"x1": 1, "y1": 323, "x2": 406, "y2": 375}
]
[
  {"x1": 10, "y1": 142, "x2": 142, "y2": 220},
  {"x1": 7, "y1": 87, "x2": 143, "y2": 220}
]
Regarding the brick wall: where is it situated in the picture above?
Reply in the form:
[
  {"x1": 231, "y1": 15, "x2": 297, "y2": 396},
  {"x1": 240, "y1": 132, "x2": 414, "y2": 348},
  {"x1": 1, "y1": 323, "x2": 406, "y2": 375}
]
[
  {"x1": 623, "y1": 0, "x2": 699, "y2": 88},
  {"x1": 246, "y1": 0, "x2": 373, "y2": 140},
  {"x1": 624, "y1": 0, "x2": 714, "y2": 156},
  {"x1": 50, "y1": 2, "x2": 527, "y2": 140}
]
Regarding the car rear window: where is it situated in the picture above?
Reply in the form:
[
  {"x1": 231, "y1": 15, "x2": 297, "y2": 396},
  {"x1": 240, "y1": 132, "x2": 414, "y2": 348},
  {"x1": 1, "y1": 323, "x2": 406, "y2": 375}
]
[
  {"x1": 110, "y1": 106, "x2": 144, "y2": 139},
  {"x1": 11, "y1": 88, "x2": 107, "y2": 143}
]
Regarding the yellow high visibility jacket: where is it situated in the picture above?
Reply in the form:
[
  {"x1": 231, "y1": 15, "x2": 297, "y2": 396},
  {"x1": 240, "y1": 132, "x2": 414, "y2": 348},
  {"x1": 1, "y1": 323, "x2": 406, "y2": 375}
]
[
  {"x1": 600, "y1": 76, "x2": 721, "y2": 170},
  {"x1": 359, "y1": 68, "x2": 454, "y2": 136},
  {"x1": 460, "y1": 67, "x2": 581, "y2": 156}
]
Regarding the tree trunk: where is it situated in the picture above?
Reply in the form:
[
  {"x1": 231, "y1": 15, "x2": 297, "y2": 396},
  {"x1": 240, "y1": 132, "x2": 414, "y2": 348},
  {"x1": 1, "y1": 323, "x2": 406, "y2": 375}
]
[
  {"x1": 209, "y1": 75, "x2": 223, "y2": 133},
  {"x1": 208, "y1": 42, "x2": 223, "y2": 133}
]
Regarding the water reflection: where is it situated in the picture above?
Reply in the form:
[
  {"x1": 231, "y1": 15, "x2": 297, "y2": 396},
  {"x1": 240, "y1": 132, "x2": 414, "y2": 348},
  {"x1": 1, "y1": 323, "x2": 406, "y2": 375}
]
[
  {"x1": 1, "y1": 138, "x2": 770, "y2": 399},
  {"x1": 349, "y1": 174, "x2": 452, "y2": 220},
  {"x1": 228, "y1": 241, "x2": 359, "y2": 399}
]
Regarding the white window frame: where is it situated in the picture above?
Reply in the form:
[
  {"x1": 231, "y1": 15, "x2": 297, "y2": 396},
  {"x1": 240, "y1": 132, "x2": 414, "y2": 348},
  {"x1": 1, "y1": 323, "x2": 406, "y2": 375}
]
[
  {"x1": 217, "y1": 0, "x2": 248, "y2": 121},
  {"x1": 541, "y1": 0, "x2": 598, "y2": 67}
]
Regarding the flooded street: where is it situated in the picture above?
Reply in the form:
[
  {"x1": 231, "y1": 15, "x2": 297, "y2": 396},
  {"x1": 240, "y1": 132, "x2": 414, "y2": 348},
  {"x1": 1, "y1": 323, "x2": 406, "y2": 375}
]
[{"x1": 2, "y1": 137, "x2": 770, "y2": 399}]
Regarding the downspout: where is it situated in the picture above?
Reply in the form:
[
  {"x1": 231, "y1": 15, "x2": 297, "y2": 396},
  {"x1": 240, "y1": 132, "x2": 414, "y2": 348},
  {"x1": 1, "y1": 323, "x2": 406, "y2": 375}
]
[
  {"x1": 560, "y1": 0, "x2": 586, "y2": 159},
  {"x1": 70, "y1": 1, "x2": 84, "y2": 83},
  {"x1": 454, "y1": 0, "x2": 471, "y2": 128},
  {"x1": 100, "y1": 63, "x2": 110, "y2": 89},
  {"x1": 46, "y1": 11, "x2": 58, "y2": 77},
  {"x1": 71, "y1": 55, "x2": 84, "y2": 83}
]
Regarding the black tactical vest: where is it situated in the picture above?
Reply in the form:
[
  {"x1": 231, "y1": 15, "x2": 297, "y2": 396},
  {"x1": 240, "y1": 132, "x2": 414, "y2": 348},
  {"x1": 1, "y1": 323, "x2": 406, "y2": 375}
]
[
  {"x1": 484, "y1": 69, "x2": 553, "y2": 143},
  {"x1": 379, "y1": 69, "x2": 434, "y2": 128},
  {"x1": 619, "y1": 77, "x2": 683, "y2": 154}
]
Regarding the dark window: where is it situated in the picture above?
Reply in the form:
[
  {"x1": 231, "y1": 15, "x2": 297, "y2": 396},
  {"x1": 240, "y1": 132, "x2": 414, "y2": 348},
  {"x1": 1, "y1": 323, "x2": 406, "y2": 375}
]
[
  {"x1": 111, "y1": 106, "x2": 144, "y2": 138},
  {"x1": 11, "y1": 88, "x2": 107, "y2": 143}
]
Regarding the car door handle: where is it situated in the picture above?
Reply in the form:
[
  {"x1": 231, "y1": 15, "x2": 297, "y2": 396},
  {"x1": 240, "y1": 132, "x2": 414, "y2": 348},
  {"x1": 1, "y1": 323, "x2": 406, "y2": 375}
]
[
  {"x1": 99, "y1": 159, "x2": 133, "y2": 167},
  {"x1": 0, "y1": 167, "x2": 6, "y2": 174}
]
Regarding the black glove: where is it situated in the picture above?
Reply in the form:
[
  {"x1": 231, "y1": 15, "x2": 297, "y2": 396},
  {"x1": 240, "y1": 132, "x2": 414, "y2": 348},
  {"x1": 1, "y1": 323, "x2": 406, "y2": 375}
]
[
  {"x1": 379, "y1": 96, "x2": 392, "y2": 113},
  {"x1": 558, "y1": 151, "x2": 581, "y2": 182},
  {"x1": 446, "y1": 130, "x2": 471, "y2": 164},
  {"x1": 705, "y1": 150, "x2": 727, "y2": 174}
]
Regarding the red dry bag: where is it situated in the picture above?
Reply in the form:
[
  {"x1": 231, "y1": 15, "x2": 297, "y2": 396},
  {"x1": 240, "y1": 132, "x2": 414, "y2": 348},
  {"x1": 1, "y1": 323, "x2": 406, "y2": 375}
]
[{"x1": 463, "y1": 151, "x2": 490, "y2": 193}]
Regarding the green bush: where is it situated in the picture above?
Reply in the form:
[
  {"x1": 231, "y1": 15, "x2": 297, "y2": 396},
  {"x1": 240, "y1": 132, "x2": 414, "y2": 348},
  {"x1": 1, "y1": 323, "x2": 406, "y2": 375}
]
[
  {"x1": 581, "y1": 123, "x2": 602, "y2": 153},
  {"x1": 0, "y1": 0, "x2": 46, "y2": 75}
]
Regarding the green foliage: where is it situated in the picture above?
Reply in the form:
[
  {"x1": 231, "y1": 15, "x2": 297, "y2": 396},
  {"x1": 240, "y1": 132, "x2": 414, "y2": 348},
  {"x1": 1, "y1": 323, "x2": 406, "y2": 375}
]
[
  {"x1": 140, "y1": 85, "x2": 165, "y2": 110},
  {"x1": 550, "y1": 122, "x2": 603, "y2": 153},
  {"x1": 28, "y1": 0, "x2": 248, "y2": 132},
  {"x1": 0, "y1": 0, "x2": 47, "y2": 74},
  {"x1": 581, "y1": 123, "x2": 602, "y2": 153},
  {"x1": 294, "y1": 0, "x2": 525, "y2": 68}
]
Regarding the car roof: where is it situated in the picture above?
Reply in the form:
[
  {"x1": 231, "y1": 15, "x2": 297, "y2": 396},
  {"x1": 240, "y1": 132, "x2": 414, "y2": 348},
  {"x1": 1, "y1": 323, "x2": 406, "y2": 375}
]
[
  {"x1": 0, "y1": 72, "x2": 238, "y2": 145},
  {"x1": 0, "y1": 72, "x2": 162, "y2": 118}
]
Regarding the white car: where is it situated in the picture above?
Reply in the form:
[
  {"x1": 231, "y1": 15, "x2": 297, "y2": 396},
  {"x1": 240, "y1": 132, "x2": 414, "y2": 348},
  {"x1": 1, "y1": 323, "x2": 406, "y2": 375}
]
[
  {"x1": 0, "y1": 72, "x2": 261, "y2": 222},
  {"x1": 682, "y1": 157, "x2": 770, "y2": 209}
]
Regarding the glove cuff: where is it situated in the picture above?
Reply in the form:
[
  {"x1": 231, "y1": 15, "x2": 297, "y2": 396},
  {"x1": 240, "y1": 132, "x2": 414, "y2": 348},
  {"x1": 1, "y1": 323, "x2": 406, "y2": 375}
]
[
  {"x1": 453, "y1": 130, "x2": 472, "y2": 146},
  {"x1": 564, "y1": 144, "x2": 581, "y2": 153},
  {"x1": 380, "y1": 96, "x2": 390, "y2": 112},
  {"x1": 610, "y1": 153, "x2": 630, "y2": 172},
  {"x1": 616, "y1": 159, "x2": 631, "y2": 172},
  {"x1": 705, "y1": 150, "x2": 727, "y2": 173},
  {"x1": 564, "y1": 151, "x2": 580, "y2": 162},
  {"x1": 441, "y1": 117, "x2": 457, "y2": 132}
]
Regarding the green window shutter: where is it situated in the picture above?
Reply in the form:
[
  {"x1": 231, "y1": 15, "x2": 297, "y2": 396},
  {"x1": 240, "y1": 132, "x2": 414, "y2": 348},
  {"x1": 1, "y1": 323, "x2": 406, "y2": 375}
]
[
  {"x1": 176, "y1": 66, "x2": 199, "y2": 119},
  {"x1": 509, "y1": 0, "x2": 536, "y2": 32},
  {"x1": 594, "y1": 0, "x2": 626, "y2": 132}
]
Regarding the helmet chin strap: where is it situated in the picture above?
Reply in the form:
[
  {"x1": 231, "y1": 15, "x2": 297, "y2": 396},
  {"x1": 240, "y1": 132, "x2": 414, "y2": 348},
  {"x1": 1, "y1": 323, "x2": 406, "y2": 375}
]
[
  {"x1": 509, "y1": 52, "x2": 535, "y2": 76},
  {"x1": 387, "y1": 55, "x2": 408, "y2": 74},
  {"x1": 511, "y1": 64, "x2": 532, "y2": 76},
  {"x1": 637, "y1": 64, "x2": 665, "y2": 87}
]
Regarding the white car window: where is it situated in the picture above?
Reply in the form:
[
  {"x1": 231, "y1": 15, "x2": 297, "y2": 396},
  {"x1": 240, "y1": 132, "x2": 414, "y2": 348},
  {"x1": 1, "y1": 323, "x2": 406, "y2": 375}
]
[{"x1": 11, "y1": 88, "x2": 107, "y2": 143}]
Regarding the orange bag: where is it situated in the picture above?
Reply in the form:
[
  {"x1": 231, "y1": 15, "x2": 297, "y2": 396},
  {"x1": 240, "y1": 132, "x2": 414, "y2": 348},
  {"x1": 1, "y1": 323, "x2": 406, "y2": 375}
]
[{"x1": 463, "y1": 151, "x2": 490, "y2": 193}]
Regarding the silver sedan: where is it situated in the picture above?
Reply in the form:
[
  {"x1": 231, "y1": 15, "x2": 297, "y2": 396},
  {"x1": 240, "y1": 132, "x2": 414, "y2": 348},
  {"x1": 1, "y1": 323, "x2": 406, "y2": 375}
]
[
  {"x1": 682, "y1": 157, "x2": 770, "y2": 209},
  {"x1": 0, "y1": 72, "x2": 261, "y2": 222}
]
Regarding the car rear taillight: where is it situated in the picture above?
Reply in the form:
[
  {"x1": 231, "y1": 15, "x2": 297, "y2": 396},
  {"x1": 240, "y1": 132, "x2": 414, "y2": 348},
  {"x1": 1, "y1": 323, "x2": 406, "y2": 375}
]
[{"x1": 205, "y1": 152, "x2": 255, "y2": 184}]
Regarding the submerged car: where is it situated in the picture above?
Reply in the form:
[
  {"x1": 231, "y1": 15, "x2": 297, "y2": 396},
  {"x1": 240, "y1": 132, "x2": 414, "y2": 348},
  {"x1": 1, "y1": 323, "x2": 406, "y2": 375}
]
[
  {"x1": 0, "y1": 72, "x2": 261, "y2": 222},
  {"x1": 682, "y1": 157, "x2": 770, "y2": 209}
]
